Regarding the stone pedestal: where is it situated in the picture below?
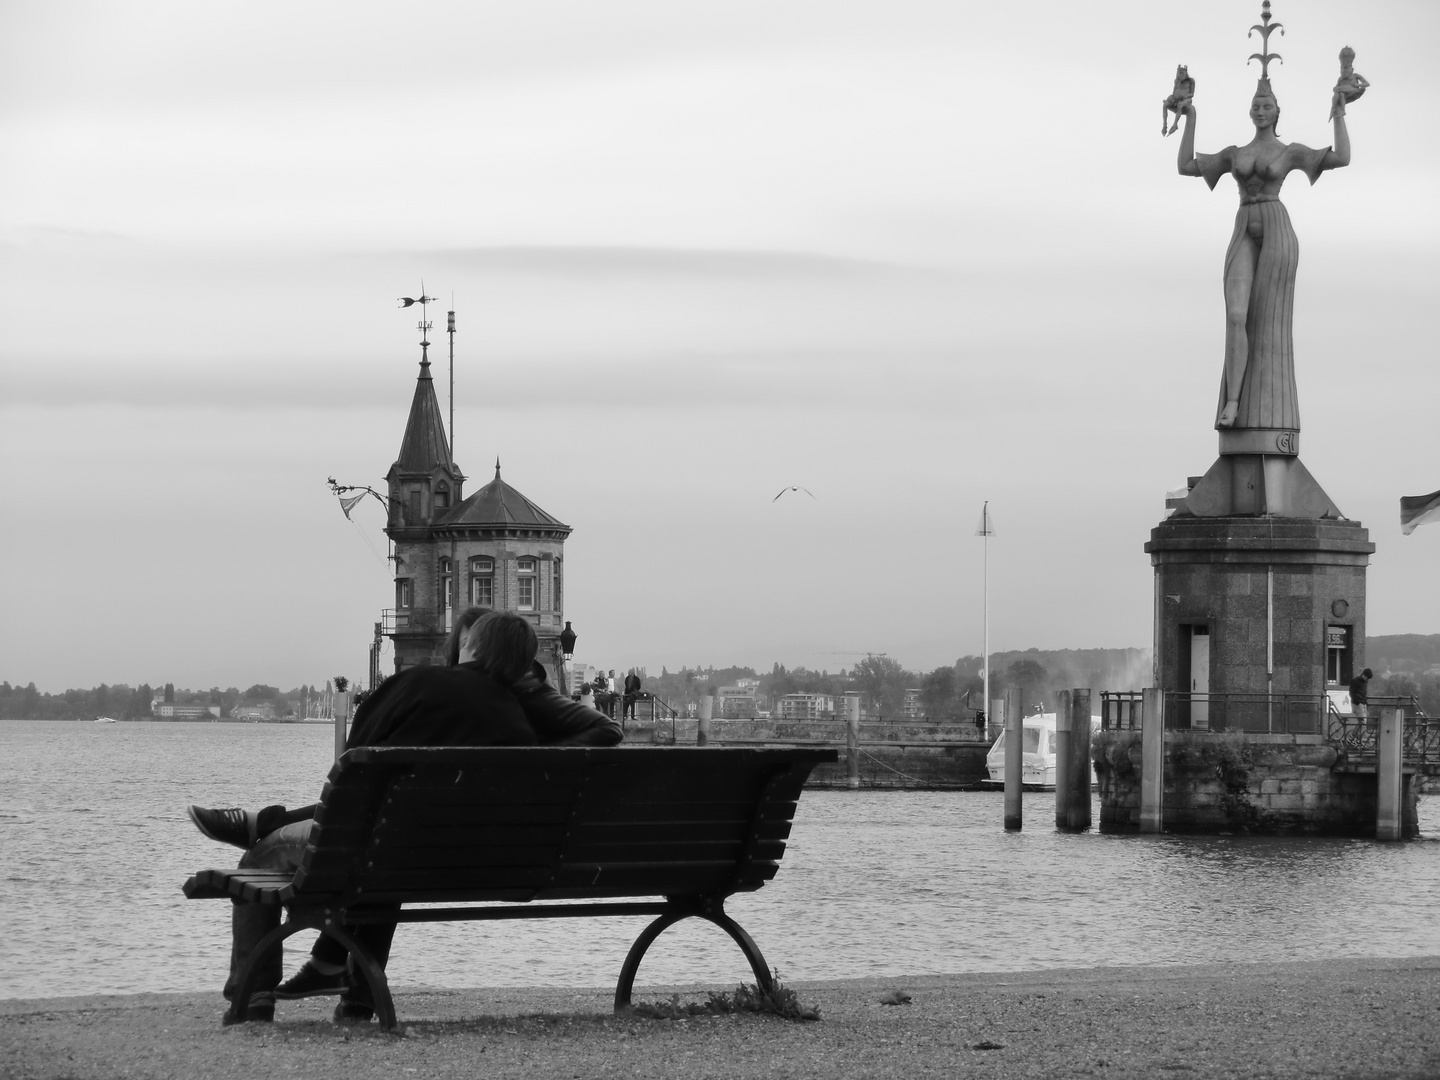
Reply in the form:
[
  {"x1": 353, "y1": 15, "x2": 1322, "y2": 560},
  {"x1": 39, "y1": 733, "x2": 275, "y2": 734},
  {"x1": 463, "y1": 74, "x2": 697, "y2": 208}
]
[{"x1": 1146, "y1": 516, "x2": 1374, "y2": 705}]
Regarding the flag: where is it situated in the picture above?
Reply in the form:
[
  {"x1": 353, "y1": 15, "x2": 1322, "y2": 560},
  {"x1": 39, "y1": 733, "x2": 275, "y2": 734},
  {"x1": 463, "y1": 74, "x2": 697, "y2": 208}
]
[
  {"x1": 338, "y1": 493, "x2": 366, "y2": 520},
  {"x1": 1401, "y1": 489, "x2": 1440, "y2": 535},
  {"x1": 975, "y1": 502, "x2": 995, "y2": 537}
]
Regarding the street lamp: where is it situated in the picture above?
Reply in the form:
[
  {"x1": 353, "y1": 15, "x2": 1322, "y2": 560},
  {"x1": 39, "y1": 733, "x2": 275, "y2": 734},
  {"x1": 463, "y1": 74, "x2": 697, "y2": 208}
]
[{"x1": 559, "y1": 621, "x2": 577, "y2": 660}]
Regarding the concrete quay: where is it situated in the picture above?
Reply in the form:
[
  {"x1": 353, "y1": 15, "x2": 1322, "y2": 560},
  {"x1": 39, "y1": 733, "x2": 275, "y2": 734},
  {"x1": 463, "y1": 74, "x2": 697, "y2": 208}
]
[{"x1": 5, "y1": 957, "x2": 1438, "y2": 1079}]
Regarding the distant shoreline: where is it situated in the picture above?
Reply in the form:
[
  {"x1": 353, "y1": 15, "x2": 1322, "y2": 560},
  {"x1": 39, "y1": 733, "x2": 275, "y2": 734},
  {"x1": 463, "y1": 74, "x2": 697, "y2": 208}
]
[{"x1": 0, "y1": 716, "x2": 335, "y2": 725}]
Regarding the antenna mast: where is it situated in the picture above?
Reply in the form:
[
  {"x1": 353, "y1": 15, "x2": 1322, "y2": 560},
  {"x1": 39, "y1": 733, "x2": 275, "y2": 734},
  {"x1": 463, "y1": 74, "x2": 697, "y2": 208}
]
[{"x1": 447, "y1": 297, "x2": 456, "y2": 465}]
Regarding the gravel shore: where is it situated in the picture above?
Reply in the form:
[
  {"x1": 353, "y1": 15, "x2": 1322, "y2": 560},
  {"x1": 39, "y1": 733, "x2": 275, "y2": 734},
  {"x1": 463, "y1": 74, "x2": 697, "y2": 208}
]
[{"x1": 4, "y1": 958, "x2": 1438, "y2": 1079}]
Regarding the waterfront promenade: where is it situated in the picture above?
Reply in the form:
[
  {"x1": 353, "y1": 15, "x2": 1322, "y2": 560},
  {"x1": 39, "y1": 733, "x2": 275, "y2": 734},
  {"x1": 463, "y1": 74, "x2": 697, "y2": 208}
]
[{"x1": 4, "y1": 958, "x2": 1438, "y2": 1079}]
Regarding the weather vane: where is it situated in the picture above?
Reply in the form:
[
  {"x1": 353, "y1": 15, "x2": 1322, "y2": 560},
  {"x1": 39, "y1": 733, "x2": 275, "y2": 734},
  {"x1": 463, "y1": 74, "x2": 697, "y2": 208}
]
[
  {"x1": 398, "y1": 284, "x2": 437, "y2": 363},
  {"x1": 1247, "y1": 1, "x2": 1283, "y2": 81}
]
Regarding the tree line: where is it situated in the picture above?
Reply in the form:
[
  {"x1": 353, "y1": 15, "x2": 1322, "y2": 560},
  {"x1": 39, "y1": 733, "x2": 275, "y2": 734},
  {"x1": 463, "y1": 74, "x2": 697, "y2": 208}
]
[
  {"x1": 643, "y1": 647, "x2": 1151, "y2": 719},
  {"x1": 0, "y1": 681, "x2": 330, "y2": 721}
]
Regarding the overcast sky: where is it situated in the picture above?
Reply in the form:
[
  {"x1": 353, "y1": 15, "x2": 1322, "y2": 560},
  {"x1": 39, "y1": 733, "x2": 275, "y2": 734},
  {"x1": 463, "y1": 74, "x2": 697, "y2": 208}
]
[{"x1": 3, "y1": 0, "x2": 1437, "y2": 693}]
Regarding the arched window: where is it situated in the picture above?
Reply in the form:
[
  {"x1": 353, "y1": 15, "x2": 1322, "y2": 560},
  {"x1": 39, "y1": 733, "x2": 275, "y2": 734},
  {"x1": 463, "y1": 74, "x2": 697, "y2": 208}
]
[{"x1": 435, "y1": 482, "x2": 450, "y2": 510}]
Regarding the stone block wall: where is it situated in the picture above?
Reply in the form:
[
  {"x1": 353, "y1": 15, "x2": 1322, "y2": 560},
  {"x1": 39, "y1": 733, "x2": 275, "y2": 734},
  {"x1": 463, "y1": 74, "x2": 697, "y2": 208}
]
[
  {"x1": 1147, "y1": 517, "x2": 1372, "y2": 703},
  {"x1": 1094, "y1": 731, "x2": 1419, "y2": 837}
]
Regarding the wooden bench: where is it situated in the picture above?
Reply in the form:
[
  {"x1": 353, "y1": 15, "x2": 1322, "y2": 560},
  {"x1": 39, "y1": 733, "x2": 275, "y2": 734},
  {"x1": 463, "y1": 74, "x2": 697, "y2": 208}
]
[{"x1": 183, "y1": 745, "x2": 835, "y2": 1028}]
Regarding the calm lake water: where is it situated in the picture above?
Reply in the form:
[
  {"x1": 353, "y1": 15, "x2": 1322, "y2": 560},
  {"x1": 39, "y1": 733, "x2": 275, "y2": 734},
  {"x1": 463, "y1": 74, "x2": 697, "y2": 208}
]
[{"x1": 4, "y1": 720, "x2": 1440, "y2": 1001}]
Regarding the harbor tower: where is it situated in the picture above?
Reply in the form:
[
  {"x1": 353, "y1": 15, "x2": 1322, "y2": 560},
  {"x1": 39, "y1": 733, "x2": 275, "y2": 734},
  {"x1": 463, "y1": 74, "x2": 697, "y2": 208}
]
[{"x1": 383, "y1": 354, "x2": 572, "y2": 679}]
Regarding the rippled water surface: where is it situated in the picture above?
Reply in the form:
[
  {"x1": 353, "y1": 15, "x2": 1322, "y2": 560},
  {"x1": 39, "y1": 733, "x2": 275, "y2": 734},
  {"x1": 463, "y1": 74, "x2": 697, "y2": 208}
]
[{"x1": 5, "y1": 720, "x2": 1440, "y2": 1000}]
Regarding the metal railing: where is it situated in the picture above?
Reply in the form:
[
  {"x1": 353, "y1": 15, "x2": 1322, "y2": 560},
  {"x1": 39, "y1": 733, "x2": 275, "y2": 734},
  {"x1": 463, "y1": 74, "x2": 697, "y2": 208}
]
[
  {"x1": 1100, "y1": 690, "x2": 1440, "y2": 767},
  {"x1": 1100, "y1": 692, "x2": 1144, "y2": 731},
  {"x1": 1102, "y1": 690, "x2": 1326, "y2": 734},
  {"x1": 618, "y1": 693, "x2": 677, "y2": 744},
  {"x1": 1165, "y1": 692, "x2": 1327, "y2": 735},
  {"x1": 1325, "y1": 696, "x2": 1440, "y2": 765}
]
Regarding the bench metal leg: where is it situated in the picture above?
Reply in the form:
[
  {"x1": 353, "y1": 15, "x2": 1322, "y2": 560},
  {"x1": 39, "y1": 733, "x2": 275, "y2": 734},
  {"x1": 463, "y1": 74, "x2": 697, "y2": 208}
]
[
  {"x1": 227, "y1": 917, "x2": 397, "y2": 1031},
  {"x1": 613, "y1": 901, "x2": 773, "y2": 1012},
  {"x1": 315, "y1": 923, "x2": 398, "y2": 1031},
  {"x1": 226, "y1": 919, "x2": 309, "y2": 1025}
]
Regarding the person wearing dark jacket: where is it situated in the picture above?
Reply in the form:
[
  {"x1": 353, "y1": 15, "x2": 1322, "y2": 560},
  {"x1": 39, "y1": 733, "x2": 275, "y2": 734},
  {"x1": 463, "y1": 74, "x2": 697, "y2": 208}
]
[
  {"x1": 622, "y1": 669, "x2": 642, "y2": 720},
  {"x1": 195, "y1": 611, "x2": 620, "y2": 1024}
]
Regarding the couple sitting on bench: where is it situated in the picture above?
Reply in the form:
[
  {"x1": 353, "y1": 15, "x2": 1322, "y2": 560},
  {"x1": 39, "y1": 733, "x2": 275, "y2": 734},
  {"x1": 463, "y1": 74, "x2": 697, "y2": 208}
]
[{"x1": 187, "y1": 608, "x2": 623, "y2": 1024}]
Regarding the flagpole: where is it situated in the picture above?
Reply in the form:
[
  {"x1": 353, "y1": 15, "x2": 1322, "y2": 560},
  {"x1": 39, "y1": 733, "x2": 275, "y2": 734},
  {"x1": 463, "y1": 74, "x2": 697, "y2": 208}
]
[{"x1": 982, "y1": 500, "x2": 989, "y2": 731}]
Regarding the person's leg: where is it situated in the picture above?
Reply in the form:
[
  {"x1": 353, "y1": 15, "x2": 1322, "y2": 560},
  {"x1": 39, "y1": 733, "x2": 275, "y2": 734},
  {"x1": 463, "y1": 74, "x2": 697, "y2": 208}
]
[
  {"x1": 255, "y1": 803, "x2": 318, "y2": 837},
  {"x1": 223, "y1": 820, "x2": 315, "y2": 1015},
  {"x1": 189, "y1": 803, "x2": 319, "y2": 849},
  {"x1": 335, "y1": 917, "x2": 399, "y2": 1022}
]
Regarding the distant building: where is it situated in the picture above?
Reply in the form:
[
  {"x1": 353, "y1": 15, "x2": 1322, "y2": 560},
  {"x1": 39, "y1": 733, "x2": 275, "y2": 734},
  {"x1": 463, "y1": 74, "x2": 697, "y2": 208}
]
[
  {"x1": 232, "y1": 703, "x2": 277, "y2": 721},
  {"x1": 716, "y1": 685, "x2": 758, "y2": 718},
  {"x1": 382, "y1": 349, "x2": 572, "y2": 683},
  {"x1": 152, "y1": 702, "x2": 220, "y2": 720},
  {"x1": 777, "y1": 693, "x2": 835, "y2": 720},
  {"x1": 902, "y1": 688, "x2": 922, "y2": 718}
]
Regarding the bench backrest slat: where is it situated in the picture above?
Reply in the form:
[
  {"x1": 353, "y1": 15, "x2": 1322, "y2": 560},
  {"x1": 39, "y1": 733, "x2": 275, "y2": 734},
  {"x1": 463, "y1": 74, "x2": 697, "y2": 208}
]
[{"x1": 288, "y1": 746, "x2": 831, "y2": 906}]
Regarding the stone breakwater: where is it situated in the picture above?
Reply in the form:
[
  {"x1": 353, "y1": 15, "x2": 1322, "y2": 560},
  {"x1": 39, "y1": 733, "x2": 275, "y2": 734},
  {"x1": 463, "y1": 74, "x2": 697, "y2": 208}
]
[
  {"x1": 5, "y1": 959, "x2": 1440, "y2": 1080},
  {"x1": 632, "y1": 718, "x2": 992, "y2": 788},
  {"x1": 1094, "y1": 730, "x2": 1421, "y2": 835}
]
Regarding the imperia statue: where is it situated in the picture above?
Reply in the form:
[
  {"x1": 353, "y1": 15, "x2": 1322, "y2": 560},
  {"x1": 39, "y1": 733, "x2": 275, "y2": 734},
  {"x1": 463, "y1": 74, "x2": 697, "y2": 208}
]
[{"x1": 1173, "y1": 4, "x2": 1361, "y2": 435}]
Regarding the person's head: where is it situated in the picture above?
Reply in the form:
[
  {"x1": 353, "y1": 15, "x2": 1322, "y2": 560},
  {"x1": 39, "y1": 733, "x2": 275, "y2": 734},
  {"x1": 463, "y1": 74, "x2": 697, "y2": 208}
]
[
  {"x1": 1362, "y1": 668, "x2": 1373, "y2": 679},
  {"x1": 1339, "y1": 46, "x2": 1355, "y2": 76},
  {"x1": 1250, "y1": 82, "x2": 1280, "y2": 135},
  {"x1": 460, "y1": 611, "x2": 538, "y2": 684},
  {"x1": 445, "y1": 607, "x2": 491, "y2": 667}
]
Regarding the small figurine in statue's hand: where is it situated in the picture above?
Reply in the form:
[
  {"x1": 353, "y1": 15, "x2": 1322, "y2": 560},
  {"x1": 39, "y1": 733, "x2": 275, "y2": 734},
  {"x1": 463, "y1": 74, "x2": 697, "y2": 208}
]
[
  {"x1": 1330, "y1": 46, "x2": 1369, "y2": 120},
  {"x1": 1162, "y1": 64, "x2": 1195, "y2": 136}
]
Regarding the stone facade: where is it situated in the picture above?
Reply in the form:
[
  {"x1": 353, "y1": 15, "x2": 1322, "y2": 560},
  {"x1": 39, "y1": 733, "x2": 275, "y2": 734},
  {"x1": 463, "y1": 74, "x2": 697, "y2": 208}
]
[
  {"x1": 1147, "y1": 516, "x2": 1374, "y2": 710},
  {"x1": 1094, "y1": 731, "x2": 1418, "y2": 837}
]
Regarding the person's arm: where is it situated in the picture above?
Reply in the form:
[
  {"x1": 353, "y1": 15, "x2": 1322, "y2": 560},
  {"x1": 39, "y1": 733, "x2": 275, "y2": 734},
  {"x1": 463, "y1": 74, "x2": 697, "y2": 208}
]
[
  {"x1": 513, "y1": 664, "x2": 624, "y2": 745},
  {"x1": 1324, "y1": 111, "x2": 1350, "y2": 170},
  {"x1": 1177, "y1": 104, "x2": 1201, "y2": 176},
  {"x1": 1176, "y1": 106, "x2": 1233, "y2": 191}
]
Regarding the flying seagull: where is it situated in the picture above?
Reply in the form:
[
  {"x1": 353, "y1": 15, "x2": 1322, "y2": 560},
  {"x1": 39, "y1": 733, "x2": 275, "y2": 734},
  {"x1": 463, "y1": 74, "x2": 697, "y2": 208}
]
[{"x1": 774, "y1": 486, "x2": 816, "y2": 501}]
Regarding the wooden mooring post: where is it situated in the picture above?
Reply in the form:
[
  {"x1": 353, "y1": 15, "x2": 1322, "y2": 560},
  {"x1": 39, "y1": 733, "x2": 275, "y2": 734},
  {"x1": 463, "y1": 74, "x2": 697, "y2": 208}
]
[
  {"x1": 845, "y1": 694, "x2": 861, "y2": 789},
  {"x1": 333, "y1": 692, "x2": 349, "y2": 763},
  {"x1": 1055, "y1": 688, "x2": 1092, "y2": 831},
  {"x1": 1377, "y1": 706, "x2": 1404, "y2": 841},
  {"x1": 696, "y1": 695, "x2": 713, "y2": 746},
  {"x1": 1139, "y1": 687, "x2": 1164, "y2": 834},
  {"x1": 1054, "y1": 690, "x2": 1072, "y2": 830},
  {"x1": 1004, "y1": 687, "x2": 1022, "y2": 830}
]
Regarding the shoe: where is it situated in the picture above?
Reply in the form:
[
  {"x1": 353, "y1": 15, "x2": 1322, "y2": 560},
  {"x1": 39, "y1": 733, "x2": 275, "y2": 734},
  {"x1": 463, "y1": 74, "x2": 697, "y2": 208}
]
[
  {"x1": 188, "y1": 806, "x2": 254, "y2": 849},
  {"x1": 275, "y1": 961, "x2": 347, "y2": 999},
  {"x1": 333, "y1": 1000, "x2": 374, "y2": 1024},
  {"x1": 222, "y1": 1000, "x2": 275, "y2": 1025}
]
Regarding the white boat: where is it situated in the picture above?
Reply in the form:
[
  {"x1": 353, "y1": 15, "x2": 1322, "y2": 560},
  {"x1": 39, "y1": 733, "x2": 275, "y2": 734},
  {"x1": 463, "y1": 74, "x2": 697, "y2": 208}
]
[
  {"x1": 93, "y1": 716, "x2": 118, "y2": 723},
  {"x1": 984, "y1": 712, "x2": 1099, "y2": 789}
]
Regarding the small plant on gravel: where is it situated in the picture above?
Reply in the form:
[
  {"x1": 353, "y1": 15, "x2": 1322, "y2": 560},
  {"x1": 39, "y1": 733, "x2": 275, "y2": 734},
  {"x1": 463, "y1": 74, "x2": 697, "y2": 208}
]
[{"x1": 631, "y1": 970, "x2": 819, "y2": 1022}]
